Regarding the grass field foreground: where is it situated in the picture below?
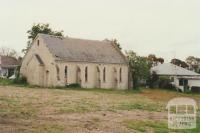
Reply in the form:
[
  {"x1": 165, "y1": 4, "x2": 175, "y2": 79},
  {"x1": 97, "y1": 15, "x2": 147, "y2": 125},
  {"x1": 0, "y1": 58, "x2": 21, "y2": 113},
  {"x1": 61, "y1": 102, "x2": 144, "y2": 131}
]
[{"x1": 0, "y1": 86, "x2": 199, "y2": 133}]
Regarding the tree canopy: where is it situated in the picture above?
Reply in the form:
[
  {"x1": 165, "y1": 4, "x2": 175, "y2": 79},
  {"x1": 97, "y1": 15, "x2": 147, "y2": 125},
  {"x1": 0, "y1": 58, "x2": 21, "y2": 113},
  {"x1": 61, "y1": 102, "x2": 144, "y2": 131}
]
[
  {"x1": 0, "y1": 47, "x2": 19, "y2": 59},
  {"x1": 171, "y1": 58, "x2": 188, "y2": 68},
  {"x1": 186, "y1": 56, "x2": 200, "y2": 73},
  {"x1": 126, "y1": 51, "x2": 150, "y2": 88},
  {"x1": 22, "y1": 23, "x2": 64, "y2": 54},
  {"x1": 147, "y1": 54, "x2": 164, "y2": 67}
]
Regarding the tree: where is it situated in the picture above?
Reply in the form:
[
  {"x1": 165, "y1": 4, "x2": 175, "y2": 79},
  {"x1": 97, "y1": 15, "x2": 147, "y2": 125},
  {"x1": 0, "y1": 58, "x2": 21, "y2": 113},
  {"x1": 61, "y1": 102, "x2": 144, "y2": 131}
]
[
  {"x1": 0, "y1": 47, "x2": 19, "y2": 58},
  {"x1": 147, "y1": 54, "x2": 164, "y2": 67},
  {"x1": 171, "y1": 58, "x2": 188, "y2": 68},
  {"x1": 126, "y1": 51, "x2": 150, "y2": 89},
  {"x1": 186, "y1": 56, "x2": 200, "y2": 73},
  {"x1": 22, "y1": 23, "x2": 64, "y2": 53},
  {"x1": 111, "y1": 39, "x2": 122, "y2": 50},
  {"x1": 148, "y1": 71, "x2": 159, "y2": 88}
]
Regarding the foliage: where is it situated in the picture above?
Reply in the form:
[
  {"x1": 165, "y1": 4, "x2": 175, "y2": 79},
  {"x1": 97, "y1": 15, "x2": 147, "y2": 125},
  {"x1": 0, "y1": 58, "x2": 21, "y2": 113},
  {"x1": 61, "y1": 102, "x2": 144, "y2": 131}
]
[
  {"x1": 0, "y1": 47, "x2": 19, "y2": 58},
  {"x1": 22, "y1": 23, "x2": 64, "y2": 53},
  {"x1": 12, "y1": 76, "x2": 27, "y2": 85},
  {"x1": 171, "y1": 58, "x2": 189, "y2": 68},
  {"x1": 148, "y1": 74, "x2": 175, "y2": 90},
  {"x1": 0, "y1": 72, "x2": 27, "y2": 86},
  {"x1": 0, "y1": 78, "x2": 13, "y2": 85},
  {"x1": 111, "y1": 39, "x2": 122, "y2": 50},
  {"x1": 148, "y1": 71, "x2": 159, "y2": 88},
  {"x1": 147, "y1": 54, "x2": 164, "y2": 67},
  {"x1": 158, "y1": 76, "x2": 175, "y2": 90},
  {"x1": 126, "y1": 51, "x2": 150, "y2": 89},
  {"x1": 11, "y1": 66, "x2": 27, "y2": 85},
  {"x1": 186, "y1": 56, "x2": 200, "y2": 73}
]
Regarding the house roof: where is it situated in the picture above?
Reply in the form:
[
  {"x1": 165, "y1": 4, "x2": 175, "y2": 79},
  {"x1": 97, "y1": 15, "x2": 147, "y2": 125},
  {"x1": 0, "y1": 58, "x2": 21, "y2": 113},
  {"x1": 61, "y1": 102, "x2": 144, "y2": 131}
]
[
  {"x1": 0, "y1": 56, "x2": 20, "y2": 68},
  {"x1": 39, "y1": 34, "x2": 128, "y2": 64},
  {"x1": 151, "y1": 63, "x2": 200, "y2": 76}
]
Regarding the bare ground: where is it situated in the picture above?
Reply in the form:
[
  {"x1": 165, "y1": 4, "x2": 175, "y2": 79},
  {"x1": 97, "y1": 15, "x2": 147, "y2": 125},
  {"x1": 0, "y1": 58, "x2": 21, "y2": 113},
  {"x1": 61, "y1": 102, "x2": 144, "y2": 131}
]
[{"x1": 0, "y1": 86, "x2": 199, "y2": 133}]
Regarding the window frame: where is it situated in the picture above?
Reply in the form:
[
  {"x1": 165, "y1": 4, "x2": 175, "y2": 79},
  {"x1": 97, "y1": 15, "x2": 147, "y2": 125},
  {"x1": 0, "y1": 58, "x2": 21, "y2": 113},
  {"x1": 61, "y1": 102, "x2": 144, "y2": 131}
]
[
  {"x1": 103, "y1": 67, "x2": 106, "y2": 82},
  {"x1": 85, "y1": 66, "x2": 88, "y2": 82}
]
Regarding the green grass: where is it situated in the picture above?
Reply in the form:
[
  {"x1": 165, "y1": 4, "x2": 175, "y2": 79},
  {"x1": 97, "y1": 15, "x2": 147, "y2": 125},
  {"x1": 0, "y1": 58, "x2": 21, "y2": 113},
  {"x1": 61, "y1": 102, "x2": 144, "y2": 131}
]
[
  {"x1": 0, "y1": 85, "x2": 199, "y2": 133},
  {"x1": 0, "y1": 96, "x2": 38, "y2": 119},
  {"x1": 0, "y1": 79, "x2": 13, "y2": 85},
  {"x1": 57, "y1": 99, "x2": 101, "y2": 113},
  {"x1": 0, "y1": 78, "x2": 29, "y2": 87},
  {"x1": 116, "y1": 102, "x2": 164, "y2": 112},
  {"x1": 123, "y1": 117, "x2": 200, "y2": 133}
]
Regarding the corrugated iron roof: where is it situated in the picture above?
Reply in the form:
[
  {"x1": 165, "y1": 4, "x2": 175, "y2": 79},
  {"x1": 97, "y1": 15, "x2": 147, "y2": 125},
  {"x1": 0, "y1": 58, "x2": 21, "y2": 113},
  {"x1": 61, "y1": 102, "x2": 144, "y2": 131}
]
[{"x1": 151, "y1": 63, "x2": 200, "y2": 76}]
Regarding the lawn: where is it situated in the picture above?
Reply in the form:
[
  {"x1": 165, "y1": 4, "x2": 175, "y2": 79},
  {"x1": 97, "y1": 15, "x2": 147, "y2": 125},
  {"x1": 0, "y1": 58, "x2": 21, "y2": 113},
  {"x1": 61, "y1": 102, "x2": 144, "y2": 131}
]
[{"x1": 0, "y1": 86, "x2": 199, "y2": 133}]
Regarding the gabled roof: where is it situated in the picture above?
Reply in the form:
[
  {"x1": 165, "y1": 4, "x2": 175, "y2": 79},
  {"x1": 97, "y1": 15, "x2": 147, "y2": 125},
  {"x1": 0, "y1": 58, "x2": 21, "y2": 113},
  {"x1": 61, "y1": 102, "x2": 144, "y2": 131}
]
[
  {"x1": 151, "y1": 63, "x2": 200, "y2": 76},
  {"x1": 0, "y1": 56, "x2": 20, "y2": 68},
  {"x1": 39, "y1": 34, "x2": 128, "y2": 64}
]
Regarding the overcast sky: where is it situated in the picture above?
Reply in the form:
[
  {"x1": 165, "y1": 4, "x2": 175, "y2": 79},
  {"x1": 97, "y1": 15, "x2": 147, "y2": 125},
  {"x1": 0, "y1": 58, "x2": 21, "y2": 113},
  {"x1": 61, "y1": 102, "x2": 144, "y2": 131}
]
[{"x1": 0, "y1": 0, "x2": 200, "y2": 62}]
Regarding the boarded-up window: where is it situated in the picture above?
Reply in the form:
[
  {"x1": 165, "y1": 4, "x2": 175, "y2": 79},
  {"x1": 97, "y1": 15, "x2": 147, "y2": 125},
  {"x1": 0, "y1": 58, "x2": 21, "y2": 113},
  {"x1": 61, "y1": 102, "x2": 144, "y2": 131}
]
[
  {"x1": 65, "y1": 66, "x2": 68, "y2": 78},
  {"x1": 85, "y1": 66, "x2": 88, "y2": 82},
  {"x1": 37, "y1": 40, "x2": 40, "y2": 46},
  {"x1": 119, "y1": 68, "x2": 122, "y2": 82},
  {"x1": 56, "y1": 65, "x2": 60, "y2": 81},
  {"x1": 179, "y1": 79, "x2": 188, "y2": 86},
  {"x1": 103, "y1": 67, "x2": 106, "y2": 82}
]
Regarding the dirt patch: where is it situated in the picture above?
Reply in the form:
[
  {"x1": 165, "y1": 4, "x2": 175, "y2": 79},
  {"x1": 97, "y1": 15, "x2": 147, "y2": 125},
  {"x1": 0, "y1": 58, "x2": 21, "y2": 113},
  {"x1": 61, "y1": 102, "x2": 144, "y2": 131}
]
[{"x1": 0, "y1": 86, "x2": 198, "y2": 133}]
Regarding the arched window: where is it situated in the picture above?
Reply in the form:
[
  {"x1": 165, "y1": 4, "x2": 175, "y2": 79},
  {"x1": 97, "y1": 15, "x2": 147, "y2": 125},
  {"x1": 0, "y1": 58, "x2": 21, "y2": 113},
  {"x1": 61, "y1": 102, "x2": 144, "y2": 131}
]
[
  {"x1": 37, "y1": 40, "x2": 40, "y2": 46},
  {"x1": 56, "y1": 65, "x2": 60, "y2": 81},
  {"x1": 65, "y1": 66, "x2": 68, "y2": 78},
  {"x1": 119, "y1": 68, "x2": 122, "y2": 82},
  {"x1": 103, "y1": 67, "x2": 106, "y2": 82},
  {"x1": 85, "y1": 66, "x2": 88, "y2": 82}
]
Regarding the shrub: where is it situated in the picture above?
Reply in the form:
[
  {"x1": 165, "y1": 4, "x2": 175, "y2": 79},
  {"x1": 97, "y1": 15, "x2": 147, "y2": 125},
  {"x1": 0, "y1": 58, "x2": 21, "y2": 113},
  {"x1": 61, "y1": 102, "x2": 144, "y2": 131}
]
[
  {"x1": 0, "y1": 78, "x2": 13, "y2": 85},
  {"x1": 158, "y1": 76, "x2": 175, "y2": 90},
  {"x1": 66, "y1": 83, "x2": 81, "y2": 88},
  {"x1": 148, "y1": 71, "x2": 159, "y2": 88},
  {"x1": 12, "y1": 76, "x2": 27, "y2": 85}
]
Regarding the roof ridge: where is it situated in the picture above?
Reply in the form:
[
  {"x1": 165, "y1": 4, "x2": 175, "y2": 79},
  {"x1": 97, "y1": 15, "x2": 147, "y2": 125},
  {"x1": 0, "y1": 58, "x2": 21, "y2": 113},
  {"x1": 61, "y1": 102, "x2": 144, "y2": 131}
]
[{"x1": 39, "y1": 33, "x2": 110, "y2": 44}]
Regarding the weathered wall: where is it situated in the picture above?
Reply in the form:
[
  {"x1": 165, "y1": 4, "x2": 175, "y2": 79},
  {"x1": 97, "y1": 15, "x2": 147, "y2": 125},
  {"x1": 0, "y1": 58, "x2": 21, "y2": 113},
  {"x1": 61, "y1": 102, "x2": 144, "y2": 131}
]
[
  {"x1": 20, "y1": 35, "x2": 129, "y2": 89},
  {"x1": 172, "y1": 76, "x2": 200, "y2": 91},
  {"x1": 57, "y1": 62, "x2": 129, "y2": 90},
  {"x1": 188, "y1": 79, "x2": 200, "y2": 88},
  {"x1": 20, "y1": 36, "x2": 57, "y2": 87}
]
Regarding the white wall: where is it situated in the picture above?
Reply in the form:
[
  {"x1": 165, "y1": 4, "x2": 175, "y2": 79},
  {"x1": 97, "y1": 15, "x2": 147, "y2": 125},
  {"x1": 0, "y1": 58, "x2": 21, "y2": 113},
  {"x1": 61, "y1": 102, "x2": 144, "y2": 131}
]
[
  {"x1": 21, "y1": 35, "x2": 129, "y2": 89},
  {"x1": 172, "y1": 76, "x2": 200, "y2": 92},
  {"x1": 57, "y1": 62, "x2": 129, "y2": 90}
]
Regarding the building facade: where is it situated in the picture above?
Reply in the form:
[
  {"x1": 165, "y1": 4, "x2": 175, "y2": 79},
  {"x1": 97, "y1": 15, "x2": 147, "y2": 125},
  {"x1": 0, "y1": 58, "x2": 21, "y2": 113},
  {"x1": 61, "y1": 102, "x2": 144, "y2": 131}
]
[
  {"x1": 20, "y1": 34, "x2": 129, "y2": 90},
  {"x1": 0, "y1": 56, "x2": 20, "y2": 78}
]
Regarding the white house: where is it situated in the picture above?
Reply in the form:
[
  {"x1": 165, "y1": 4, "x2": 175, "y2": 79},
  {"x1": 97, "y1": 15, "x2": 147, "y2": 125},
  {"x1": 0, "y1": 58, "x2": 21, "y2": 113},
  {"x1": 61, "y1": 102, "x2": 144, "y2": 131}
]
[
  {"x1": 151, "y1": 63, "x2": 200, "y2": 92},
  {"x1": 20, "y1": 34, "x2": 129, "y2": 89}
]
